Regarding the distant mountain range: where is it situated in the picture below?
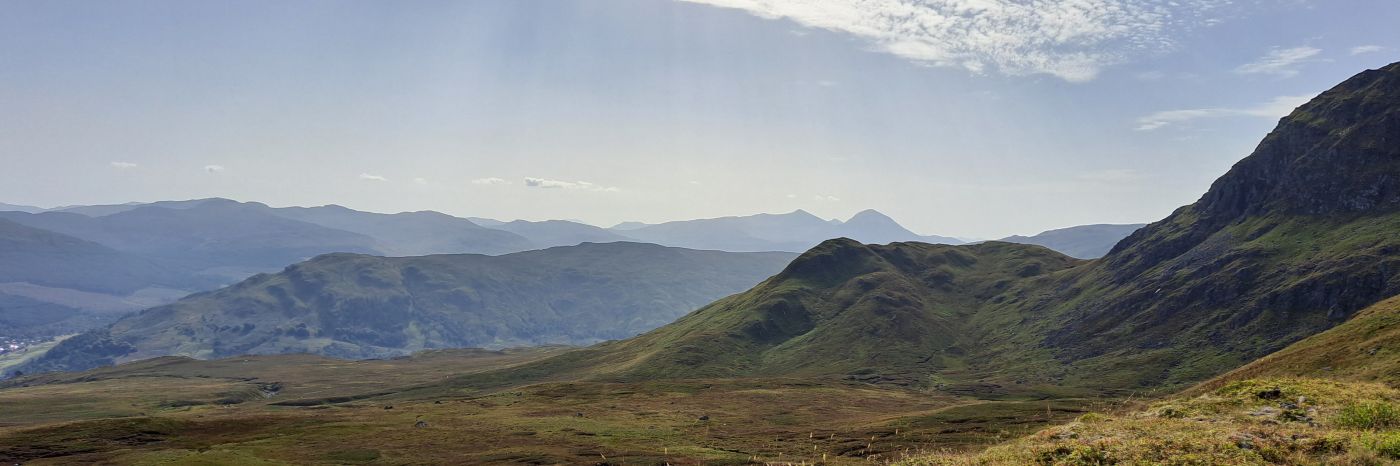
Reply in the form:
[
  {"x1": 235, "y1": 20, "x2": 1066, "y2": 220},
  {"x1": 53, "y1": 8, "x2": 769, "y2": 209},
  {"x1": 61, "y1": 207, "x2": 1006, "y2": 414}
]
[
  {"x1": 16, "y1": 243, "x2": 796, "y2": 374},
  {"x1": 0, "y1": 195, "x2": 1128, "y2": 347},
  {"x1": 997, "y1": 224, "x2": 1146, "y2": 259},
  {"x1": 370, "y1": 61, "x2": 1400, "y2": 396},
  {"x1": 611, "y1": 209, "x2": 963, "y2": 252}
]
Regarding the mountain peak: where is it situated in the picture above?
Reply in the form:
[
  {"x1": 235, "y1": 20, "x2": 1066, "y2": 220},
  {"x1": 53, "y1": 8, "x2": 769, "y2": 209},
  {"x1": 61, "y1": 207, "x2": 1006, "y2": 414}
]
[
  {"x1": 846, "y1": 209, "x2": 895, "y2": 224},
  {"x1": 776, "y1": 237, "x2": 886, "y2": 284},
  {"x1": 1107, "y1": 60, "x2": 1400, "y2": 265},
  {"x1": 1201, "y1": 60, "x2": 1400, "y2": 219}
]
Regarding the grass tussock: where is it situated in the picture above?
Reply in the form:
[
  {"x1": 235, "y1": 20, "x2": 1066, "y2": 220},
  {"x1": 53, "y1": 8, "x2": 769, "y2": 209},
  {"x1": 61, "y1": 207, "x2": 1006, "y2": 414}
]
[{"x1": 898, "y1": 378, "x2": 1400, "y2": 465}]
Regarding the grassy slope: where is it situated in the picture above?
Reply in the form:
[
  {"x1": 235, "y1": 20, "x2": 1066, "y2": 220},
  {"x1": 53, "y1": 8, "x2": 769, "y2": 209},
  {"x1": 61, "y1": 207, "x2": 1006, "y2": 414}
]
[
  {"x1": 902, "y1": 377, "x2": 1400, "y2": 465},
  {"x1": 425, "y1": 240, "x2": 1085, "y2": 397},
  {"x1": 900, "y1": 294, "x2": 1400, "y2": 465},
  {"x1": 436, "y1": 63, "x2": 1400, "y2": 398},
  {"x1": 18, "y1": 242, "x2": 797, "y2": 375},
  {"x1": 1199, "y1": 294, "x2": 1400, "y2": 390}
]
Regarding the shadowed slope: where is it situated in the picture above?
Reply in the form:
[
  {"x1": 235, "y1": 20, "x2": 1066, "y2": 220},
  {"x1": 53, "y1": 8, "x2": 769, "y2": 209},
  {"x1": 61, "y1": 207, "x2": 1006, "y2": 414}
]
[{"x1": 15, "y1": 243, "x2": 796, "y2": 375}]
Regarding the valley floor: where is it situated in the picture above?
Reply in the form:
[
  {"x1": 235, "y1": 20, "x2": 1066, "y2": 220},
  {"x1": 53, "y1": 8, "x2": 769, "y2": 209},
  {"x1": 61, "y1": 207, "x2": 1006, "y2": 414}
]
[{"x1": 0, "y1": 350, "x2": 1101, "y2": 465}]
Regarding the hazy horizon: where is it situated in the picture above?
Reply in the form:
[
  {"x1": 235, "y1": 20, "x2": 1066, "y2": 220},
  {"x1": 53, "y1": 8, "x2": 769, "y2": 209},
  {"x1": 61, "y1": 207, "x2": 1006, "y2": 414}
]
[{"x1": 3, "y1": 0, "x2": 1396, "y2": 238}]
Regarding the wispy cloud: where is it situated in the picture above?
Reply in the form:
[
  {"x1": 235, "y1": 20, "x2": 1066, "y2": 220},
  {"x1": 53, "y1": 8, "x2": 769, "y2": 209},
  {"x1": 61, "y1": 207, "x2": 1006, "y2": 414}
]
[
  {"x1": 524, "y1": 177, "x2": 620, "y2": 192},
  {"x1": 813, "y1": 194, "x2": 841, "y2": 202},
  {"x1": 471, "y1": 177, "x2": 510, "y2": 185},
  {"x1": 680, "y1": 0, "x2": 1233, "y2": 82},
  {"x1": 1135, "y1": 94, "x2": 1313, "y2": 131},
  {"x1": 1234, "y1": 46, "x2": 1321, "y2": 77},
  {"x1": 204, "y1": 165, "x2": 225, "y2": 173},
  {"x1": 110, "y1": 161, "x2": 138, "y2": 169},
  {"x1": 1350, "y1": 45, "x2": 1385, "y2": 56},
  {"x1": 412, "y1": 177, "x2": 428, "y2": 185},
  {"x1": 359, "y1": 173, "x2": 388, "y2": 182}
]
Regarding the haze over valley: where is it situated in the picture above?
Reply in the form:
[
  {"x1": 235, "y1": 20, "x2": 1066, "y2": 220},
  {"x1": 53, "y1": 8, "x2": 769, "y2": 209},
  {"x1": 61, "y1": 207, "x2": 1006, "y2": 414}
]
[{"x1": 2, "y1": 1, "x2": 1398, "y2": 464}]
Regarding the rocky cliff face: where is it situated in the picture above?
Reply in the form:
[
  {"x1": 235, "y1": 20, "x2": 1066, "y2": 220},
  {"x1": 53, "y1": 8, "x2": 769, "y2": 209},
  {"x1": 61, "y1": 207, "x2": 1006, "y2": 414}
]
[
  {"x1": 1032, "y1": 62, "x2": 1400, "y2": 388},
  {"x1": 1108, "y1": 62, "x2": 1400, "y2": 274}
]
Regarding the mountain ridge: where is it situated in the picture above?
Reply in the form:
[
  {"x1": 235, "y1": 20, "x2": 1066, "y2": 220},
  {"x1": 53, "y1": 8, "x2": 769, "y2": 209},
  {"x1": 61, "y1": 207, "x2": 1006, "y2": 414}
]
[
  {"x1": 426, "y1": 61, "x2": 1400, "y2": 396},
  {"x1": 13, "y1": 242, "x2": 798, "y2": 375}
]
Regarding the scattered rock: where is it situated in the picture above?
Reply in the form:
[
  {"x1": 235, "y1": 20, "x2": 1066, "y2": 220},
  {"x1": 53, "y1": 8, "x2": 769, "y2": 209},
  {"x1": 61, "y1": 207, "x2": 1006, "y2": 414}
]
[
  {"x1": 1231, "y1": 433, "x2": 1257, "y2": 450},
  {"x1": 575, "y1": 412, "x2": 585, "y2": 418},
  {"x1": 414, "y1": 420, "x2": 428, "y2": 428},
  {"x1": 1257, "y1": 388, "x2": 1283, "y2": 400},
  {"x1": 383, "y1": 405, "x2": 394, "y2": 410},
  {"x1": 698, "y1": 415, "x2": 710, "y2": 421}
]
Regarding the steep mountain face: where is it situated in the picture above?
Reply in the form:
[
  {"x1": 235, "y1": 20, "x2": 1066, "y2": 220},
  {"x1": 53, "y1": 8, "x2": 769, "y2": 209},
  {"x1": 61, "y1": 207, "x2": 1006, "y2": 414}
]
[
  {"x1": 998, "y1": 224, "x2": 1145, "y2": 259},
  {"x1": 616, "y1": 209, "x2": 960, "y2": 252},
  {"x1": 265, "y1": 205, "x2": 534, "y2": 256},
  {"x1": 18, "y1": 243, "x2": 797, "y2": 374},
  {"x1": 457, "y1": 62, "x2": 1400, "y2": 395},
  {"x1": 1029, "y1": 62, "x2": 1400, "y2": 388}
]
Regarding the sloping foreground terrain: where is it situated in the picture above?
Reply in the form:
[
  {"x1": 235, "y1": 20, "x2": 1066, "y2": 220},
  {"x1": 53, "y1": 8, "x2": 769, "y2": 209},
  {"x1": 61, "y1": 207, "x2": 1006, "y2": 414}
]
[
  {"x1": 2, "y1": 61, "x2": 1398, "y2": 466},
  {"x1": 900, "y1": 294, "x2": 1400, "y2": 465},
  {"x1": 434, "y1": 61, "x2": 1400, "y2": 396},
  {"x1": 0, "y1": 348, "x2": 1097, "y2": 464},
  {"x1": 14, "y1": 243, "x2": 795, "y2": 375}
]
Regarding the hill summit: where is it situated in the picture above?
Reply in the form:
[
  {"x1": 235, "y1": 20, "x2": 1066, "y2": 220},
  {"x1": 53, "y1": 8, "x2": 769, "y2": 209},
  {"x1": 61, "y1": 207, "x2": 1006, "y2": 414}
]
[{"x1": 452, "y1": 62, "x2": 1400, "y2": 395}]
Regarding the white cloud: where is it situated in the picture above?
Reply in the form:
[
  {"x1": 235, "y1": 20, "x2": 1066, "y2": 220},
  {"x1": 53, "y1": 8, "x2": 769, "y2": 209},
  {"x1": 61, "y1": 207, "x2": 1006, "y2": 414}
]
[
  {"x1": 471, "y1": 177, "x2": 510, "y2": 185},
  {"x1": 1234, "y1": 46, "x2": 1321, "y2": 77},
  {"x1": 1351, "y1": 45, "x2": 1385, "y2": 56},
  {"x1": 524, "y1": 177, "x2": 620, "y2": 192},
  {"x1": 679, "y1": 0, "x2": 1233, "y2": 82},
  {"x1": 813, "y1": 194, "x2": 841, "y2": 202},
  {"x1": 1135, "y1": 94, "x2": 1313, "y2": 131},
  {"x1": 110, "y1": 161, "x2": 137, "y2": 169},
  {"x1": 413, "y1": 177, "x2": 428, "y2": 185},
  {"x1": 204, "y1": 165, "x2": 225, "y2": 173},
  {"x1": 786, "y1": 194, "x2": 798, "y2": 199},
  {"x1": 359, "y1": 173, "x2": 388, "y2": 182}
]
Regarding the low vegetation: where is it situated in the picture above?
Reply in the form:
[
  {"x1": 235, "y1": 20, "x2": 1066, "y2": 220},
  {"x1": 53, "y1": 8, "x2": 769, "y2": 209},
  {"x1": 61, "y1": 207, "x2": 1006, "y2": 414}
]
[{"x1": 901, "y1": 378, "x2": 1400, "y2": 465}]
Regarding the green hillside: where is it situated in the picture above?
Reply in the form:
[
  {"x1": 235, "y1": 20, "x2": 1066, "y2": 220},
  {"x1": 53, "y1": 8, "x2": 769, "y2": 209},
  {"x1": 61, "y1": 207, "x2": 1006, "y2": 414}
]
[
  {"x1": 15, "y1": 242, "x2": 795, "y2": 375},
  {"x1": 900, "y1": 294, "x2": 1400, "y2": 465},
  {"x1": 448, "y1": 62, "x2": 1400, "y2": 396},
  {"x1": 1200, "y1": 294, "x2": 1400, "y2": 389},
  {"x1": 471, "y1": 240, "x2": 1081, "y2": 389}
]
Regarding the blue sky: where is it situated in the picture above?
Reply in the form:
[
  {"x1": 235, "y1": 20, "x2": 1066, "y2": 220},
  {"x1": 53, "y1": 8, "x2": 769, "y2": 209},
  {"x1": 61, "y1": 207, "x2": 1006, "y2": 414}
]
[{"x1": 0, "y1": 0, "x2": 1395, "y2": 238}]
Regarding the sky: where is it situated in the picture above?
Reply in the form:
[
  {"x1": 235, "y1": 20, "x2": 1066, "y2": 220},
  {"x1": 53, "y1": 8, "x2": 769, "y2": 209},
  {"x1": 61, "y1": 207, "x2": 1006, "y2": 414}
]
[{"x1": 0, "y1": 0, "x2": 1396, "y2": 239}]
